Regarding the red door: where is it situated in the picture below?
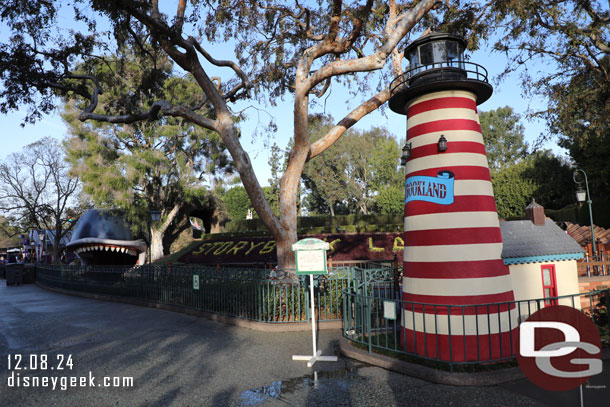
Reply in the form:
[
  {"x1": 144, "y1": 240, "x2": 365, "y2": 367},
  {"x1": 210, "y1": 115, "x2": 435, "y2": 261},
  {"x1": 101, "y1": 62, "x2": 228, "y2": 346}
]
[{"x1": 541, "y1": 265, "x2": 557, "y2": 306}]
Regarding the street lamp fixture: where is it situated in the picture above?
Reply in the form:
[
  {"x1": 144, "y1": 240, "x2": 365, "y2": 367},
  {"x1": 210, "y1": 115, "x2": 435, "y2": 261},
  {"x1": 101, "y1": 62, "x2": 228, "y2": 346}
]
[
  {"x1": 573, "y1": 169, "x2": 596, "y2": 264},
  {"x1": 575, "y1": 186, "x2": 586, "y2": 203},
  {"x1": 150, "y1": 210, "x2": 161, "y2": 222}
]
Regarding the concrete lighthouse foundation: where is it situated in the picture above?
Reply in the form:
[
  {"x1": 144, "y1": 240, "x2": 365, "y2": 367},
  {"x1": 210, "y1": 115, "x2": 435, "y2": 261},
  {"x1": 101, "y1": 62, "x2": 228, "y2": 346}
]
[{"x1": 400, "y1": 89, "x2": 517, "y2": 362}]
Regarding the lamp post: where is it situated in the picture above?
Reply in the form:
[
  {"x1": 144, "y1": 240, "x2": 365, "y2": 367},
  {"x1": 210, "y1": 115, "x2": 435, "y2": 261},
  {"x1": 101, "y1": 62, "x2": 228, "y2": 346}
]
[
  {"x1": 148, "y1": 210, "x2": 162, "y2": 264},
  {"x1": 573, "y1": 169, "x2": 596, "y2": 261}
]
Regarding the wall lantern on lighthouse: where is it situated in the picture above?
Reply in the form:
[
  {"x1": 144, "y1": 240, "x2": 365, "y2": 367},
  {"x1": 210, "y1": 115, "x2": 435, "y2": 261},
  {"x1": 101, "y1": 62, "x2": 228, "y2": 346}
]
[
  {"x1": 388, "y1": 31, "x2": 516, "y2": 363},
  {"x1": 437, "y1": 134, "x2": 448, "y2": 152},
  {"x1": 400, "y1": 142, "x2": 412, "y2": 166}
]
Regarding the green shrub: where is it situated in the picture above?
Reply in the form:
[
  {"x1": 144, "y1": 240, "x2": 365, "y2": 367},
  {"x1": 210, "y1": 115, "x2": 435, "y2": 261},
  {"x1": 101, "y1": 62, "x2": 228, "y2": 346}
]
[
  {"x1": 546, "y1": 199, "x2": 610, "y2": 228},
  {"x1": 224, "y1": 214, "x2": 403, "y2": 234}
]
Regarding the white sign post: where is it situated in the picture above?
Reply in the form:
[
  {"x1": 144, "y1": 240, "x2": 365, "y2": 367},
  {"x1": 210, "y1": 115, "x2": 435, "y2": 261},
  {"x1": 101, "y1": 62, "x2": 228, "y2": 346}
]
[{"x1": 291, "y1": 238, "x2": 338, "y2": 367}]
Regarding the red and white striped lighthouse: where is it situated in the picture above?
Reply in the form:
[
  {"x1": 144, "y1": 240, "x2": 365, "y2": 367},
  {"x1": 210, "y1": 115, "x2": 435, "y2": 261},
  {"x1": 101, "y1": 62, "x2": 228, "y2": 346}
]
[{"x1": 389, "y1": 32, "x2": 517, "y2": 362}]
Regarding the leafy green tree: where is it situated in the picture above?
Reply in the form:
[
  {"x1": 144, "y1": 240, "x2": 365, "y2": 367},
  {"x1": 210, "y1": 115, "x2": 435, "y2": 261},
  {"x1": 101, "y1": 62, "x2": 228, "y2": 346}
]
[
  {"x1": 303, "y1": 115, "x2": 403, "y2": 215},
  {"x1": 491, "y1": 160, "x2": 537, "y2": 219},
  {"x1": 479, "y1": 107, "x2": 528, "y2": 172},
  {"x1": 492, "y1": 150, "x2": 574, "y2": 218},
  {"x1": 63, "y1": 57, "x2": 232, "y2": 261},
  {"x1": 222, "y1": 185, "x2": 279, "y2": 222},
  {"x1": 222, "y1": 186, "x2": 251, "y2": 221},
  {"x1": 521, "y1": 150, "x2": 574, "y2": 210},
  {"x1": 463, "y1": 1, "x2": 610, "y2": 200},
  {"x1": 0, "y1": 0, "x2": 444, "y2": 270},
  {"x1": 549, "y1": 58, "x2": 610, "y2": 200},
  {"x1": 368, "y1": 134, "x2": 404, "y2": 214},
  {"x1": 374, "y1": 185, "x2": 405, "y2": 215},
  {"x1": 478, "y1": 1, "x2": 609, "y2": 88},
  {"x1": 302, "y1": 115, "x2": 348, "y2": 216},
  {"x1": 477, "y1": 106, "x2": 574, "y2": 214}
]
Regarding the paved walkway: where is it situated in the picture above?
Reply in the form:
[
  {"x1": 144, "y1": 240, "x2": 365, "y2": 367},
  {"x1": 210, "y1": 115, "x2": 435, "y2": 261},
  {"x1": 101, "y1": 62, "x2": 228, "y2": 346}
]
[{"x1": 0, "y1": 283, "x2": 607, "y2": 406}]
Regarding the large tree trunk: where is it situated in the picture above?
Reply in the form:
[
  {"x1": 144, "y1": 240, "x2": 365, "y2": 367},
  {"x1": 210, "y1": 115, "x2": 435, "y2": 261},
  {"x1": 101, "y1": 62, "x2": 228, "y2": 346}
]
[
  {"x1": 150, "y1": 229, "x2": 164, "y2": 263},
  {"x1": 275, "y1": 227, "x2": 298, "y2": 272},
  {"x1": 52, "y1": 223, "x2": 62, "y2": 264},
  {"x1": 274, "y1": 86, "x2": 312, "y2": 272},
  {"x1": 52, "y1": 234, "x2": 61, "y2": 264},
  {"x1": 149, "y1": 203, "x2": 181, "y2": 263}
]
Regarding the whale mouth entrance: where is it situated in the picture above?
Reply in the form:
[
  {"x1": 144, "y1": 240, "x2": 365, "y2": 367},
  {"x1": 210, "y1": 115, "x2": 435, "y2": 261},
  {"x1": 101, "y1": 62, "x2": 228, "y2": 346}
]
[
  {"x1": 70, "y1": 243, "x2": 141, "y2": 265},
  {"x1": 73, "y1": 244, "x2": 139, "y2": 257},
  {"x1": 67, "y1": 237, "x2": 147, "y2": 266}
]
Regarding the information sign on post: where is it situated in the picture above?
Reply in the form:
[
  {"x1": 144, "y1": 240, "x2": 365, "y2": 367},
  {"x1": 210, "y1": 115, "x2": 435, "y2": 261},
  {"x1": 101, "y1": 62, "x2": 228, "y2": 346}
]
[
  {"x1": 295, "y1": 249, "x2": 327, "y2": 275},
  {"x1": 291, "y1": 238, "x2": 338, "y2": 367}
]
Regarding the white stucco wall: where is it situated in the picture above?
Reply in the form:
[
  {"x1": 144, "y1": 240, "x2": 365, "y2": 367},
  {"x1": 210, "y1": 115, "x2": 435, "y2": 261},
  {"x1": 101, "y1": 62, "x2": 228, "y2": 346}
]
[{"x1": 508, "y1": 260, "x2": 581, "y2": 311}]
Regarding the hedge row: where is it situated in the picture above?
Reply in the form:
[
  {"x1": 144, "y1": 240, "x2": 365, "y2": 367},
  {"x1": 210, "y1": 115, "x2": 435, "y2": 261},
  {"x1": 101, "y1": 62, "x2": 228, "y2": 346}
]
[
  {"x1": 224, "y1": 213, "x2": 404, "y2": 234},
  {"x1": 546, "y1": 199, "x2": 610, "y2": 228}
]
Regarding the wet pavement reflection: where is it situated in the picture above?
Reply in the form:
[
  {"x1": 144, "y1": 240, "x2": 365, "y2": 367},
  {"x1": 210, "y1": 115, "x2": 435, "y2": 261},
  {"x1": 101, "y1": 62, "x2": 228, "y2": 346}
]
[{"x1": 240, "y1": 364, "x2": 365, "y2": 406}]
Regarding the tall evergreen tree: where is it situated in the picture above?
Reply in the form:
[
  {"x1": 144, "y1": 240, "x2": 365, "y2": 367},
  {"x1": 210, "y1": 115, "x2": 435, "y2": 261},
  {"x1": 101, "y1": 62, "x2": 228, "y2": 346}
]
[{"x1": 63, "y1": 58, "x2": 232, "y2": 261}]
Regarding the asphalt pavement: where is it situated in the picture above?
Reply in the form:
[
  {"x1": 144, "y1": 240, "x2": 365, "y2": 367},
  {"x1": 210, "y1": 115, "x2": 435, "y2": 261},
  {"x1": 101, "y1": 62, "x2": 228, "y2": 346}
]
[{"x1": 0, "y1": 283, "x2": 608, "y2": 406}]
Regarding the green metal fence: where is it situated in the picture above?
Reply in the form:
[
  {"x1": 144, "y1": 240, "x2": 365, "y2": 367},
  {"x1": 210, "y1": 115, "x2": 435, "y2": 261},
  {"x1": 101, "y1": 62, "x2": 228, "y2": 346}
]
[
  {"x1": 35, "y1": 264, "x2": 394, "y2": 323},
  {"x1": 342, "y1": 288, "x2": 610, "y2": 370}
]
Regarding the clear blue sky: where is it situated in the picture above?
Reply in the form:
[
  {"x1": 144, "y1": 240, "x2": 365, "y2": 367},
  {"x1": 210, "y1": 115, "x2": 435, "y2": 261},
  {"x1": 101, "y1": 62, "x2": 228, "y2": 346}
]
[{"x1": 0, "y1": 11, "x2": 567, "y2": 187}]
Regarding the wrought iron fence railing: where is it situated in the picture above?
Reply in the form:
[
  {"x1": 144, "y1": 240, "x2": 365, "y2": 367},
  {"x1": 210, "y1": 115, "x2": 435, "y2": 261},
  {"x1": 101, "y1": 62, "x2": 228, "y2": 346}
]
[
  {"x1": 390, "y1": 60, "x2": 489, "y2": 96},
  {"x1": 342, "y1": 288, "x2": 610, "y2": 371},
  {"x1": 35, "y1": 264, "x2": 397, "y2": 324}
]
